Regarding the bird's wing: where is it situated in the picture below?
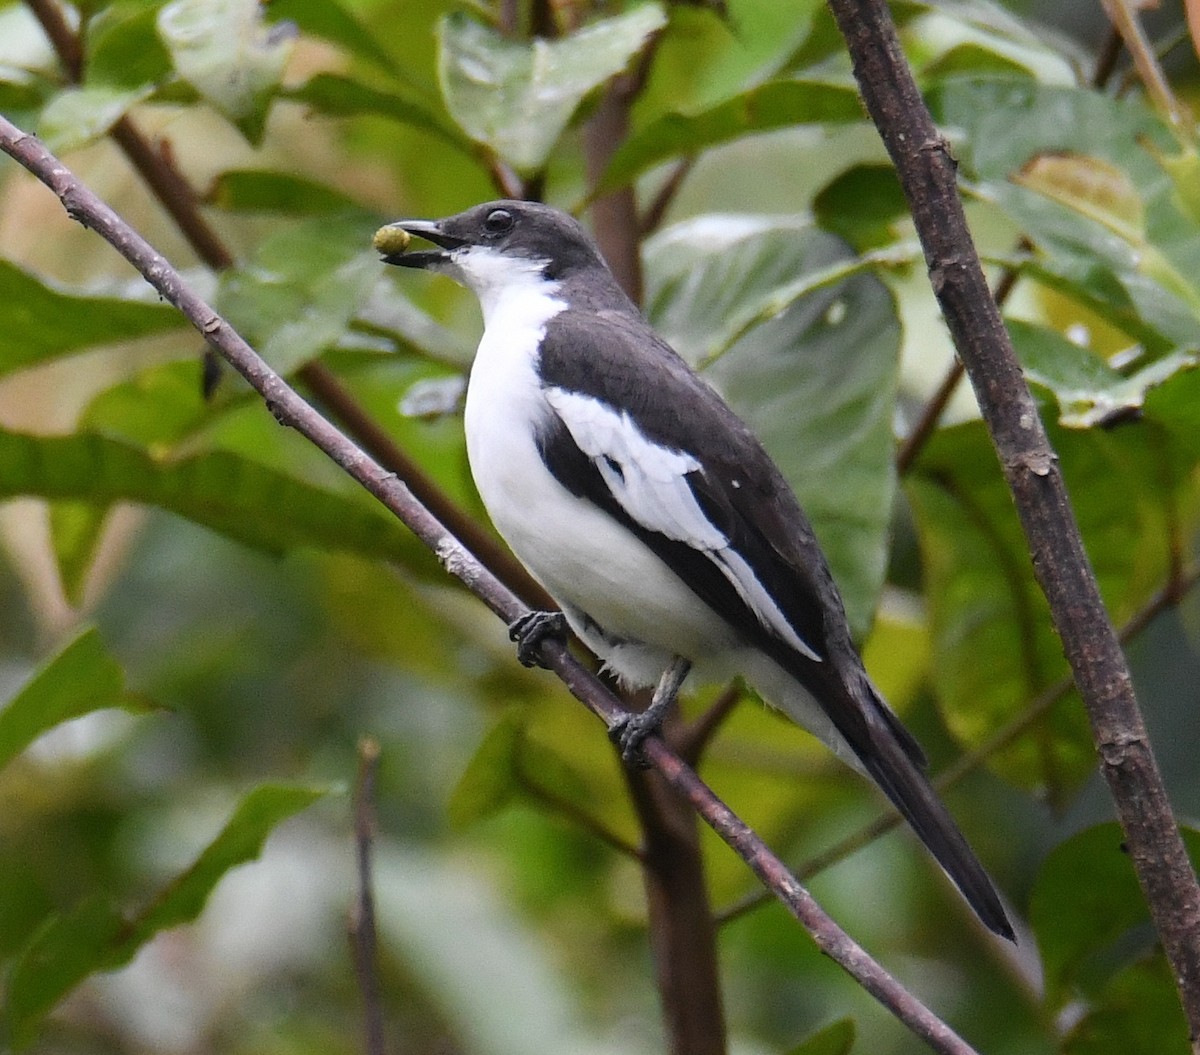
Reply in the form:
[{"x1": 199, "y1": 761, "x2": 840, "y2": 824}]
[{"x1": 535, "y1": 308, "x2": 832, "y2": 667}]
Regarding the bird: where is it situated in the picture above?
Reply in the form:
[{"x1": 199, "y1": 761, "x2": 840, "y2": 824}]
[{"x1": 376, "y1": 199, "x2": 1014, "y2": 941}]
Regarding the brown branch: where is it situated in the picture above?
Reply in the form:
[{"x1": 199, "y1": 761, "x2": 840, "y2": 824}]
[
  {"x1": 624, "y1": 763, "x2": 727, "y2": 1055},
  {"x1": 828, "y1": 0, "x2": 1200, "y2": 1038},
  {"x1": 349, "y1": 737, "x2": 387, "y2": 1055},
  {"x1": 0, "y1": 116, "x2": 989, "y2": 1055}
]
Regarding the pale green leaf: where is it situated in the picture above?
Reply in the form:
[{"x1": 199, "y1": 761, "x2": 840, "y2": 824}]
[
  {"x1": 596, "y1": 79, "x2": 864, "y2": 197},
  {"x1": 0, "y1": 628, "x2": 150, "y2": 773},
  {"x1": 158, "y1": 0, "x2": 294, "y2": 144},
  {"x1": 438, "y1": 5, "x2": 666, "y2": 172},
  {"x1": 0, "y1": 261, "x2": 186, "y2": 377},
  {"x1": 215, "y1": 213, "x2": 381, "y2": 375},
  {"x1": 37, "y1": 83, "x2": 154, "y2": 152}
]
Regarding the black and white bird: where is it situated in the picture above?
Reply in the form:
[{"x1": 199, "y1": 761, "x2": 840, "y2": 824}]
[{"x1": 377, "y1": 200, "x2": 1013, "y2": 941}]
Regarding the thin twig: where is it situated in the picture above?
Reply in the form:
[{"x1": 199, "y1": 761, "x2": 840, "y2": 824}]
[
  {"x1": 829, "y1": 0, "x2": 1200, "y2": 1035},
  {"x1": 349, "y1": 737, "x2": 387, "y2": 1055},
  {"x1": 1101, "y1": 0, "x2": 1194, "y2": 140},
  {"x1": 0, "y1": 117, "x2": 986, "y2": 1055}
]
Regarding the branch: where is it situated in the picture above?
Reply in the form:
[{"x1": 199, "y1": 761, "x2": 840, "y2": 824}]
[
  {"x1": 0, "y1": 115, "x2": 987, "y2": 1055},
  {"x1": 349, "y1": 737, "x2": 387, "y2": 1055},
  {"x1": 828, "y1": 0, "x2": 1200, "y2": 1036}
]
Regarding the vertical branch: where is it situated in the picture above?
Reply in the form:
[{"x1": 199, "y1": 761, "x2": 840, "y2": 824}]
[
  {"x1": 350, "y1": 737, "x2": 387, "y2": 1055},
  {"x1": 828, "y1": 0, "x2": 1200, "y2": 1038},
  {"x1": 625, "y1": 764, "x2": 728, "y2": 1055}
]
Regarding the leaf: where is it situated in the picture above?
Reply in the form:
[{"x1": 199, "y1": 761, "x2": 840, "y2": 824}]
[
  {"x1": 48, "y1": 501, "x2": 111, "y2": 606},
  {"x1": 1062, "y1": 955, "x2": 1191, "y2": 1055},
  {"x1": 644, "y1": 216, "x2": 900, "y2": 635},
  {"x1": 787, "y1": 1018, "x2": 856, "y2": 1055},
  {"x1": 813, "y1": 164, "x2": 908, "y2": 252},
  {"x1": 84, "y1": 0, "x2": 175, "y2": 89},
  {"x1": 1011, "y1": 319, "x2": 1198, "y2": 429},
  {"x1": 0, "y1": 427, "x2": 434, "y2": 572},
  {"x1": 6, "y1": 783, "x2": 328, "y2": 1047},
  {"x1": 206, "y1": 168, "x2": 364, "y2": 215},
  {"x1": 1030, "y1": 822, "x2": 1200, "y2": 1005},
  {"x1": 265, "y1": 0, "x2": 397, "y2": 74},
  {"x1": 0, "y1": 262, "x2": 186, "y2": 377},
  {"x1": 596, "y1": 79, "x2": 864, "y2": 196},
  {"x1": 283, "y1": 72, "x2": 473, "y2": 155},
  {"x1": 438, "y1": 5, "x2": 667, "y2": 172},
  {"x1": 215, "y1": 213, "x2": 381, "y2": 375},
  {"x1": 0, "y1": 628, "x2": 151, "y2": 772},
  {"x1": 907, "y1": 416, "x2": 1198, "y2": 800},
  {"x1": 930, "y1": 78, "x2": 1200, "y2": 348},
  {"x1": 447, "y1": 711, "x2": 524, "y2": 829},
  {"x1": 157, "y1": 0, "x2": 295, "y2": 144},
  {"x1": 37, "y1": 83, "x2": 155, "y2": 152}
]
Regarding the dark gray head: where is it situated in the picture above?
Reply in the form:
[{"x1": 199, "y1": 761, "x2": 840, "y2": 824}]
[{"x1": 376, "y1": 201, "x2": 613, "y2": 314}]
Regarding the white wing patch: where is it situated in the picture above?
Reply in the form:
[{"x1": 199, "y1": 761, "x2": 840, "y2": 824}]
[{"x1": 545, "y1": 387, "x2": 821, "y2": 663}]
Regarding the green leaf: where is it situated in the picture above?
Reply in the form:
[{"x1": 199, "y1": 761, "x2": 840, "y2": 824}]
[
  {"x1": 206, "y1": 168, "x2": 364, "y2": 215},
  {"x1": 1011, "y1": 319, "x2": 1197, "y2": 429},
  {"x1": 48, "y1": 501, "x2": 111, "y2": 606},
  {"x1": 37, "y1": 83, "x2": 155, "y2": 152},
  {"x1": 813, "y1": 164, "x2": 908, "y2": 252},
  {"x1": 908, "y1": 416, "x2": 1198, "y2": 800},
  {"x1": 6, "y1": 783, "x2": 328, "y2": 1047},
  {"x1": 447, "y1": 711, "x2": 524, "y2": 829},
  {"x1": 5, "y1": 896, "x2": 127, "y2": 1049},
  {"x1": 787, "y1": 1017, "x2": 856, "y2": 1055},
  {"x1": 1031, "y1": 822, "x2": 1200, "y2": 1005},
  {"x1": 438, "y1": 5, "x2": 667, "y2": 173},
  {"x1": 0, "y1": 628, "x2": 150, "y2": 772},
  {"x1": 265, "y1": 0, "x2": 397, "y2": 74},
  {"x1": 85, "y1": 0, "x2": 174, "y2": 89},
  {"x1": 1062, "y1": 955, "x2": 1191, "y2": 1055},
  {"x1": 0, "y1": 261, "x2": 186, "y2": 377},
  {"x1": 283, "y1": 73, "x2": 473, "y2": 155},
  {"x1": 596, "y1": 78, "x2": 864, "y2": 196},
  {"x1": 0, "y1": 427, "x2": 433, "y2": 571},
  {"x1": 157, "y1": 0, "x2": 294, "y2": 144},
  {"x1": 645, "y1": 216, "x2": 899, "y2": 635},
  {"x1": 215, "y1": 213, "x2": 381, "y2": 375}
]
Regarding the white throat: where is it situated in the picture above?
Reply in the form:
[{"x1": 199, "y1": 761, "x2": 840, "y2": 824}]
[{"x1": 443, "y1": 245, "x2": 560, "y2": 326}]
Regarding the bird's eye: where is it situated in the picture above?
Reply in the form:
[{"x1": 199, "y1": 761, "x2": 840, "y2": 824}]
[{"x1": 483, "y1": 208, "x2": 514, "y2": 235}]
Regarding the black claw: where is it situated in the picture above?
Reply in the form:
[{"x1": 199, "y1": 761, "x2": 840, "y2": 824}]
[
  {"x1": 608, "y1": 711, "x2": 662, "y2": 768},
  {"x1": 508, "y1": 610, "x2": 567, "y2": 668}
]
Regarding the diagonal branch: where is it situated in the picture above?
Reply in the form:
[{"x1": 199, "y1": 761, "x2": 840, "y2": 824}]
[
  {"x1": 0, "y1": 114, "x2": 986, "y2": 1055},
  {"x1": 828, "y1": 0, "x2": 1200, "y2": 1037}
]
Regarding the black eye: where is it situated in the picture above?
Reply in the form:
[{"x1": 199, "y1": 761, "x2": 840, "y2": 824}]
[{"x1": 483, "y1": 208, "x2": 513, "y2": 235}]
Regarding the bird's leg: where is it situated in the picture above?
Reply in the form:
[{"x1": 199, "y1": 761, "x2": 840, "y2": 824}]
[
  {"x1": 610, "y1": 655, "x2": 692, "y2": 766},
  {"x1": 508, "y1": 610, "x2": 568, "y2": 668}
]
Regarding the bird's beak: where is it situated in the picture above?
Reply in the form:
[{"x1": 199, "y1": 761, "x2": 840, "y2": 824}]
[{"x1": 374, "y1": 219, "x2": 466, "y2": 269}]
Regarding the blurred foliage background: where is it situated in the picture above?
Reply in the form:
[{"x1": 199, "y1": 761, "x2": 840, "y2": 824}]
[{"x1": 1, "y1": 0, "x2": 1199, "y2": 1052}]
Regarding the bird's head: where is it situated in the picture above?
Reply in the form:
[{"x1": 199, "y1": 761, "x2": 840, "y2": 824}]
[{"x1": 375, "y1": 200, "x2": 607, "y2": 307}]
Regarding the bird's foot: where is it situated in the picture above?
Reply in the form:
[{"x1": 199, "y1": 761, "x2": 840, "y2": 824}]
[
  {"x1": 508, "y1": 610, "x2": 567, "y2": 668},
  {"x1": 609, "y1": 656, "x2": 692, "y2": 767}
]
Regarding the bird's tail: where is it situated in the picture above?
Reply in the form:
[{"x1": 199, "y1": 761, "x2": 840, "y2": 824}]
[{"x1": 856, "y1": 708, "x2": 1015, "y2": 941}]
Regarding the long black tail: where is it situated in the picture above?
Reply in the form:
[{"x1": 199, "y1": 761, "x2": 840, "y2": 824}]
[{"x1": 858, "y1": 717, "x2": 1015, "y2": 941}]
